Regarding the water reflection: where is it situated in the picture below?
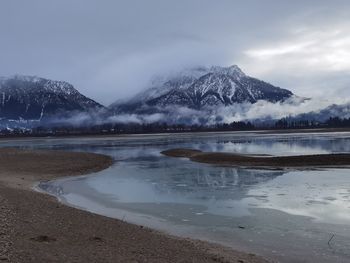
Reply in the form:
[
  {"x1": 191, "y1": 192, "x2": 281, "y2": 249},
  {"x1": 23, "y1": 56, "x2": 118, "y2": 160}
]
[
  {"x1": 4, "y1": 132, "x2": 350, "y2": 262},
  {"x1": 1, "y1": 131, "x2": 350, "y2": 157},
  {"x1": 40, "y1": 164, "x2": 286, "y2": 217},
  {"x1": 247, "y1": 169, "x2": 350, "y2": 225},
  {"x1": 40, "y1": 160, "x2": 350, "y2": 225}
]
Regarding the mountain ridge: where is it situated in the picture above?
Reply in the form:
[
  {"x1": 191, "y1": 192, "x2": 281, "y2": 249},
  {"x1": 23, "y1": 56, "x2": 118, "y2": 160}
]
[
  {"x1": 5, "y1": 67, "x2": 346, "y2": 130},
  {"x1": 0, "y1": 75, "x2": 104, "y2": 120},
  {"x1": 112, "y1": 65, "x2": 294, "y2": 114}
]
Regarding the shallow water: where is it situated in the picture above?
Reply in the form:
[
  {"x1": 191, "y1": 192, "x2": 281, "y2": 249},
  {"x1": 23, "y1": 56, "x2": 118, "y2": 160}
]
[{"x1": 3, "y1": 131, "x2": 350, "y2": 262}]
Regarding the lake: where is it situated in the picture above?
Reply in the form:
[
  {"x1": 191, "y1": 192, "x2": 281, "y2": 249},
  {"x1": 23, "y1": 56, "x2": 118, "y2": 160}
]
[{"x1": 2, "y1": 131, "x2": 350, "y2": 262}]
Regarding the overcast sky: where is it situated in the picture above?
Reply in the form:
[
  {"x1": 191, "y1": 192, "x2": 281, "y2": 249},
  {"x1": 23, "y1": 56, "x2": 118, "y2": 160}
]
[{"x1": 1, "y1": 0, "x2": 350, "y2": 105}]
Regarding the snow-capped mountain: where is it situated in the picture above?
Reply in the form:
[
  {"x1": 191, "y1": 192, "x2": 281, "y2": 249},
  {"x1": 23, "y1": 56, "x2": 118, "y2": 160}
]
[
  {"x1": 0, "y1": 75, "x2": 103, "y2": 120},
  {"x1": 112, "y1": 65, "x2": 294, "y2": 113}
]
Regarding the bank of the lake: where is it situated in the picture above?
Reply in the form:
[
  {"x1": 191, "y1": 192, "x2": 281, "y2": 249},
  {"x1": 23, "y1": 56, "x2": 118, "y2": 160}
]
[{"x1": 0, "y1": 148, "x2": 268, "y2": 263}]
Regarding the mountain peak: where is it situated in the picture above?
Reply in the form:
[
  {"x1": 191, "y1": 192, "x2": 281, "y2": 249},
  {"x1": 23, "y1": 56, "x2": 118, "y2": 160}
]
[
  {"x1": 209, "y1": 65, "x2": 246, "y2": 79},
  {"x1": 0, "y1": 75, "x2": 103, "y2": 120},
  {"x1": 112, "y1": 64, "x2": 294, "y2": 113}
]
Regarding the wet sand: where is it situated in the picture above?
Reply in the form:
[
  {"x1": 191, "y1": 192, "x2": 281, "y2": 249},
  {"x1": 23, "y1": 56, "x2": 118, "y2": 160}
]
[
  {"x1": 161, "y1": 148, "x2": 350, "y2": 169},
  {"x1": 0, "y1": 148, "x2": 268, "y2": 263}
]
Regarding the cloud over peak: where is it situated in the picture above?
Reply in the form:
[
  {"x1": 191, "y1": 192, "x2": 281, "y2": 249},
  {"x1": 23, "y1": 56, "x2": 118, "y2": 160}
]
[{"x1": 1, "y1": 0, "x2": 350, "y2": 104}]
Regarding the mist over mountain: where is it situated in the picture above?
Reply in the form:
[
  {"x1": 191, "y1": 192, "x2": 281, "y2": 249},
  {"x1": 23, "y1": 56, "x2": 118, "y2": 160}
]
[
  {"x1": 292, "y1": 102, "x2": 350, "y2": 122},
  {"x1": 112, "y1": 65, "x2": 293, "y2": 114},
  {"x1": 0, "y1": 67, "x2": 349, "y2": 131}
]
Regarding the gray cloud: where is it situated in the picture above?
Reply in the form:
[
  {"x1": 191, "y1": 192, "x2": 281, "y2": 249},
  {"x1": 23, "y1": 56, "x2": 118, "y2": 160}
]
[{"x1": 0, "y1": 0, "x2": 350, "y2": 105}]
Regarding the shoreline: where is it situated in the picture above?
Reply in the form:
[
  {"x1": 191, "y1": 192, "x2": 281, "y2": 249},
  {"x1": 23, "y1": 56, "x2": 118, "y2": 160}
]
[
  {"x1": 161, "y1": 148, "x2": 350, "y2": 169},
  {"x1": 1, "y1": 127, "x2": 350, "y2": 141},
  {"x1": 0, "y1": 148, "x2": 268, "y2": 263}
]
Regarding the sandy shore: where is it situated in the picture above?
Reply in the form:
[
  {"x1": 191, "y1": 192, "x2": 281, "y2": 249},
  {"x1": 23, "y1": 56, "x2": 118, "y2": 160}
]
[
  {"x1": 0, "y1": 148, "x2": 268, "y2": 263},
  {"x1": 161, "y1": 148, "x2": 350, "y2": 169}
]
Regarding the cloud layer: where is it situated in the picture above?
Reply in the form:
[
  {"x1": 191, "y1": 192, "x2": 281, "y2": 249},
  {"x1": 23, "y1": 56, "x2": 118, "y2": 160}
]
[
  {"x1": 0, "y1": 0, "x2": 350, "y2": 105},
  {"x1": 94, "y1": 97, "x2": 350, "y2": 126}
]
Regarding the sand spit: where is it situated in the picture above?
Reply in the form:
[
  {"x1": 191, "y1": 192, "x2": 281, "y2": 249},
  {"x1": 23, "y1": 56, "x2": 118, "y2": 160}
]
[{"x1": 161, "y1": 148, "x2": 350, "y2": 169}]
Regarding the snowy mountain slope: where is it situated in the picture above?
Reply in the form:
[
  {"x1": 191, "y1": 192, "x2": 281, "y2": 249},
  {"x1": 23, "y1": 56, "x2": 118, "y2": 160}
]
[
  {"x1": 112, "y1": 65, "x2": 293, "y2": 113},
  {"x1": 0, "y1": 75, "x2": 103, "y2": 120}
]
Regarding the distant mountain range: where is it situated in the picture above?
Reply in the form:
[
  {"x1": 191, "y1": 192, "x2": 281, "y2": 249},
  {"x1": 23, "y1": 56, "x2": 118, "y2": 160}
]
[
  {"x1": 0, "y1": 66, "x2": 349, "y2": 129},
  {"x1": 112, "y1": 65, "x2": 293, "y2": 114},
  {"x1": 296, "y1": 103, "x2": 350, "y2": 122},
  {"x1": 0, "y1": 75, "x2": 103, "y2": 121}
]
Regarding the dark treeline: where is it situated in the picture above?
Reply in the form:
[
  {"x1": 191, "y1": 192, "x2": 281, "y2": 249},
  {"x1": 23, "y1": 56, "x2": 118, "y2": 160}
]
[
  {"x1": 274, "y1": 117, "x2": 350, "y2": 129},
  {"x1": 0, "y1": 121, "x2": 255, "y2": 137},
  {"x1": 325, "y1": 117, "x2": 350, "y2": 127},
  {"x1": 34, "y1": 121, "x2": 255, "y2": 135},
  {"x1": 1, "y1": 117, "x2": 350, "y2": 137}
]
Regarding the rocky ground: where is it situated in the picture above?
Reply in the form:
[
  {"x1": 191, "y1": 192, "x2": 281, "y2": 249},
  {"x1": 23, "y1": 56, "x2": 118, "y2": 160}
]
[{"x1": 0, "y1": 194, "x2": 14, "y2": 261}]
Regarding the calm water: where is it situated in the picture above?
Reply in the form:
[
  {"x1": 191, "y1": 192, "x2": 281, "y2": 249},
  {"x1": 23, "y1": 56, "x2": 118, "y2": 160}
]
[{"x1": 2, "y1": 131, "x2": 350, "y2": 262}]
